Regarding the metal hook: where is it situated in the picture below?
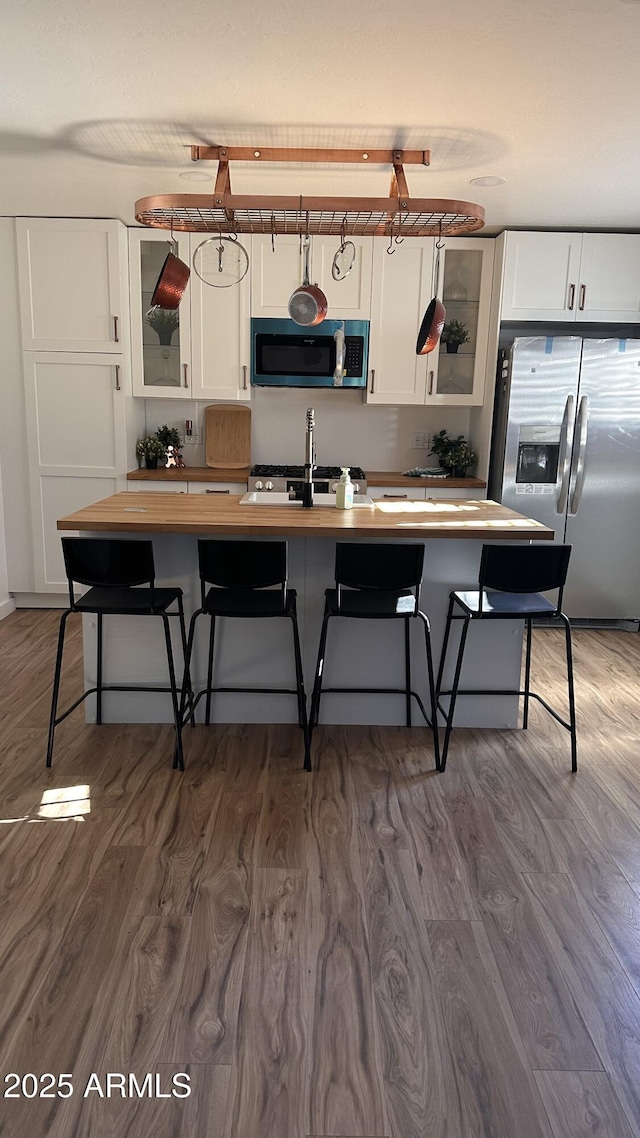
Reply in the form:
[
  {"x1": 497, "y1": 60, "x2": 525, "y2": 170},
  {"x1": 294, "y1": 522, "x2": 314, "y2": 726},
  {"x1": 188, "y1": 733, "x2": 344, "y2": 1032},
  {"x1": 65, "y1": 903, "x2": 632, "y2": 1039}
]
[
  {"x1": 271, "y1": 212, "x2": 276, "y2": 254},
  {"x1": 394, "y1": 211, "x2": 405, "y2": 245},
  {"x1": 340, "y1": 216, "x2": 347, "y2": 253},
  {"x1": 387, "y1": 226, "x2": 395, "y2": 255}
]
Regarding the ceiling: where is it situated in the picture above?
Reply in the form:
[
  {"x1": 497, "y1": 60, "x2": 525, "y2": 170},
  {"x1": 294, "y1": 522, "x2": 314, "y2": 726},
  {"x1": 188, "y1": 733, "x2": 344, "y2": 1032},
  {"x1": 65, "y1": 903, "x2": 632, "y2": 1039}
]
[{"x1": 2, "y1": 0, "x2": 640, "y2": 236}]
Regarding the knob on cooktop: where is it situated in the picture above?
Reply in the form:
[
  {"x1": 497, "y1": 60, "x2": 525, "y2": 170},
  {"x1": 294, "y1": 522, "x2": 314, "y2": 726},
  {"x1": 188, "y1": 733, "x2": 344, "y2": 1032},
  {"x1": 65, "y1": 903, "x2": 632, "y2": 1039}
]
[
  {"x1": 255, "y1": 480, "x2": 263, "y2": 490},
  {"x1": 265, "y1": 480, "x2": 274, "y2": 490}
]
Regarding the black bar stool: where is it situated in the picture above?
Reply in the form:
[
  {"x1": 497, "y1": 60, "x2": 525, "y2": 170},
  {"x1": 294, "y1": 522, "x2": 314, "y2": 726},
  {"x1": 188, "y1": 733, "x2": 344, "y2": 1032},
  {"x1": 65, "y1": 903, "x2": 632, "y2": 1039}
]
[
  {"x1": 309, "y1": 542, "x2": 440, "y2": 768},
  {"x1": 182, "y1": 540, "x2": 311, "y2": 771},
  {"x1": 47, "y1": 537, "x2": 190, "y2": 770},
  {"x1": 436, "y1": 543, "x2": 576, "y2": 772}
]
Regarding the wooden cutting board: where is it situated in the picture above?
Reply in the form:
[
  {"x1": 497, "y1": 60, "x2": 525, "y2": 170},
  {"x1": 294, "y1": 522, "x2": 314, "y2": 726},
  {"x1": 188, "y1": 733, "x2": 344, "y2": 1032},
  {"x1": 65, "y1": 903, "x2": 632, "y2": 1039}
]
[{"x1": 205, "y1": 404, "x2": 251, "y2": 469}]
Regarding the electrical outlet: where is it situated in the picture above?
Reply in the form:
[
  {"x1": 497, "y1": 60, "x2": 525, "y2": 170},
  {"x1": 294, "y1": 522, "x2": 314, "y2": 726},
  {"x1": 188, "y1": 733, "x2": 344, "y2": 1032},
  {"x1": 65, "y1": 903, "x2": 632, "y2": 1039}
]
[
  {"x1": 182, "y1": 430, "x2": 200, "y2": 445},
  {"x1": 412, "y1": 432, "x2": 430, "y2": 449}
]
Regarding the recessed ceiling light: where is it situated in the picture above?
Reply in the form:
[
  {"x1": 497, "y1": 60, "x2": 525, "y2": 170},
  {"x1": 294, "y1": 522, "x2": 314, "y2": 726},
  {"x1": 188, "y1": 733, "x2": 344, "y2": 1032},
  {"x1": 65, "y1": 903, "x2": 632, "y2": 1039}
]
[
  {"x1": 179, "y1": 170, "x2": 214, "y2": 182},
  {"x1": 469, "y1": 175, "x2": 506, "y2": 187}
]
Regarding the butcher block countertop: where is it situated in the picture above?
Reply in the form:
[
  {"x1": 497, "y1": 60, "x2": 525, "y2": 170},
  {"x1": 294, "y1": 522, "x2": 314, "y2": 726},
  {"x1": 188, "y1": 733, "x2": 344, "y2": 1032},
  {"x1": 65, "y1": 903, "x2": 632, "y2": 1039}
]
[
  {"x1": 365, "y1": 472, "x2": 486, "y2": 488},
  {"x1": 58, "y1": 492, "x2": 553, "y2": 541}
]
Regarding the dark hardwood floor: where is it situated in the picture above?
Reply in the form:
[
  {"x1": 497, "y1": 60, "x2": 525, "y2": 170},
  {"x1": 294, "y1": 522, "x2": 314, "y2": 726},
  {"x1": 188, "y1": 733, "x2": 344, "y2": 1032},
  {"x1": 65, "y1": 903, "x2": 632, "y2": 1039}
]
[{"x1": 1, "y1": 608, "x2": 640, "y2": 1136}]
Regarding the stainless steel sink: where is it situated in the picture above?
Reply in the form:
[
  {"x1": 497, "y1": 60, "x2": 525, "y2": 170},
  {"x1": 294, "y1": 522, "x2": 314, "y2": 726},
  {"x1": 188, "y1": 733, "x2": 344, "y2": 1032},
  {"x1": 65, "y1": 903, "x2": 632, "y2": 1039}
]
[{"x1": 239, "y1": 491, "x2": 374, "y2": 507}]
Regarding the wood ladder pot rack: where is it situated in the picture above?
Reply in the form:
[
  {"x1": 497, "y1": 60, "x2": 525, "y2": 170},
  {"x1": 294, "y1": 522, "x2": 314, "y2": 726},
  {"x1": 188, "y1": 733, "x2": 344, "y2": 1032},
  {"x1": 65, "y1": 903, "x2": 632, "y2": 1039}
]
[{"x1": 135, "y1": 146, "x2": 485, "y2": 238}]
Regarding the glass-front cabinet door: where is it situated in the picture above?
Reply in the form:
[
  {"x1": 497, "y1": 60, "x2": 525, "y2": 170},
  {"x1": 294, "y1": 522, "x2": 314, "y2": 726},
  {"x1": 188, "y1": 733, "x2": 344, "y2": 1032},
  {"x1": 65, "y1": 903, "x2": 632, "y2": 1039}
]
[
  {"x1": 128, "y1": 229, "x2": 192, "y2": 398},
  {"x1": 426, "y1": 237, "x2": 495, "y2": 407}
]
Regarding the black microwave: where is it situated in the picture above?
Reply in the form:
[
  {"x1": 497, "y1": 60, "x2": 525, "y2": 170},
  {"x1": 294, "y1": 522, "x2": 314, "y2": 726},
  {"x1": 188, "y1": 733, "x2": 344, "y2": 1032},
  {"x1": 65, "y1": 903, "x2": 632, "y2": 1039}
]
[{"x1": 251, "y1": 318, "x2": 370, "y2": 388}]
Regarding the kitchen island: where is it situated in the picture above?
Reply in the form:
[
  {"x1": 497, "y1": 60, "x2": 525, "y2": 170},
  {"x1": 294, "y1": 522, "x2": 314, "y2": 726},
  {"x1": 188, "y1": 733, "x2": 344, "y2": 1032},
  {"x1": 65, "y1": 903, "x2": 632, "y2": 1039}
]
[{"x1": 57, "y1": 493, "x2": 553, "y2": 729}]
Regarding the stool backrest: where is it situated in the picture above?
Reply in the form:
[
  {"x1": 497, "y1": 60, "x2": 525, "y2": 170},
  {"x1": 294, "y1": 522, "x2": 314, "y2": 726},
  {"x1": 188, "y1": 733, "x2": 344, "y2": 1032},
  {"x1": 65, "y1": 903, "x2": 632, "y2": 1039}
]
[
  {"x1": 62, "y1": 538, "x2": 156, "y2": 609},
  {"x1": 198, "y1": 540, "x2": 287, "y2": 605},
  {"x1": 335, "y1": 542, "x2": 424, "y2": 593},
  {"x1": 478, "y1": 544, "x2": 572, "y2": 612}
]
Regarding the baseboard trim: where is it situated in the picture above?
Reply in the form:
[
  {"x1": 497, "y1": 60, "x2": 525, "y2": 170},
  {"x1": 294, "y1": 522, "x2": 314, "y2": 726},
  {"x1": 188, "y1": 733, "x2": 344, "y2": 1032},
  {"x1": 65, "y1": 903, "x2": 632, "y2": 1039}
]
[
  {"x1": 13, "y1": 593, "x2": 67, "y2": 609},
  {"x1": 0, "y1": 597, "x2": 16, "y2": 621}
]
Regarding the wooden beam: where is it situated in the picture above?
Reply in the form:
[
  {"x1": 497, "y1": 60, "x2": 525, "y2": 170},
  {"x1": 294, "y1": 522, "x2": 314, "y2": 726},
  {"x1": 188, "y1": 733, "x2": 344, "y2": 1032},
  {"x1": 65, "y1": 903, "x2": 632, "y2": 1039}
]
[{"x1": 190, "y1": 146, "x2": 431, "y2": 166}]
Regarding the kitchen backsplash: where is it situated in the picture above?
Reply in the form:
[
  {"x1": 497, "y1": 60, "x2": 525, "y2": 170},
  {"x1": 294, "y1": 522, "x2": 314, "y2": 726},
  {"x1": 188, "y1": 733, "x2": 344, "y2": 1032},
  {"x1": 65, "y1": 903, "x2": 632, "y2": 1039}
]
[{"x1": 143, "y1": 389, "x2": 472, "y2": 471}]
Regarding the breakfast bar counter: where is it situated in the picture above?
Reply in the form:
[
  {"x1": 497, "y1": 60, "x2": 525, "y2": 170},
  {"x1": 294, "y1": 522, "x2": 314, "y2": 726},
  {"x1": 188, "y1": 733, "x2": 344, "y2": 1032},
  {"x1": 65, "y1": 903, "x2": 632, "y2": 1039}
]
[
  {"x1": 57, "y1": 493, "x2": 554, "y2": 731},
  {"x1": 59, "y1": 491, "x2": 551, "y2": 541}
]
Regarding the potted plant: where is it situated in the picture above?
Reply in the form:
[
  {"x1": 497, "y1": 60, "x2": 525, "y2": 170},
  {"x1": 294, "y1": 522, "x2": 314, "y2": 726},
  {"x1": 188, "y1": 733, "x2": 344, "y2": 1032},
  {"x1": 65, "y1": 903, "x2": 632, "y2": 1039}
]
[
  {"x1": 136, "y1": 435, "x2": 166, "y2": 470},
  {"x1": 429, "y1": 429, "x2": 477, "y2": 477},
  {"x1": 155, "y1": 424, "x2": 182, "y2": 451},
  {"x1": 145, "y1": 308, "x2": 179, "y2": 346},
  {"x1": 441, "y1": 319, "x2": 470, "y2": 354}
]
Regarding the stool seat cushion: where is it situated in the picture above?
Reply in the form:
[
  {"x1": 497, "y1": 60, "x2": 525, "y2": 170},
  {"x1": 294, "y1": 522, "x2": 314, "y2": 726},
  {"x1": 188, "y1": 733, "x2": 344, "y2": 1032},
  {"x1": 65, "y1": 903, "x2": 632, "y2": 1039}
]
[
  {"x1": 453, "y1": 589, "x2": 557, "y2": 616},
  {"x1": 325, "y1": 588, "x2": 417, "y2": 617},
  {"x1": 74, "y1": 586, "x2": 182, "y2": 615},
  {"x1": 203, "y1": 586, "x2": 296, "y2": 618}
]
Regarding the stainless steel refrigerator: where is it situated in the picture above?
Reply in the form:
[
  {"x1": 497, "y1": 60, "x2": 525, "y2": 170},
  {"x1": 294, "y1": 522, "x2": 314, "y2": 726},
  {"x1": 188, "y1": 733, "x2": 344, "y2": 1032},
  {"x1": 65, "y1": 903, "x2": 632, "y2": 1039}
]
[{"x1": 490, "y1": 336, "x2": 640, "y2": 624}]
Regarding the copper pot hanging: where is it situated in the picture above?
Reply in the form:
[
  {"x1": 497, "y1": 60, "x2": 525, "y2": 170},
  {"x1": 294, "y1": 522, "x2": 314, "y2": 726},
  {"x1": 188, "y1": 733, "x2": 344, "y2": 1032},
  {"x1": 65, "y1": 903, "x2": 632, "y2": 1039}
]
[
  {"x1": 416, "y1": 232, "x2": 446, "y2": 355},
  {"x1": 149, "y1": 237, "x2": 190, "y2": 310},
  {"x1": 288, "y1": 236, "x2": 328, "y2": 326}
]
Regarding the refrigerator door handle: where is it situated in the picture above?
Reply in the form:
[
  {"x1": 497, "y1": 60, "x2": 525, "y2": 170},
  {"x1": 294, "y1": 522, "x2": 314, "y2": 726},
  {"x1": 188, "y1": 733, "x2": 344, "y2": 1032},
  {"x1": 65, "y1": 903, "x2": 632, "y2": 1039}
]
[
  {"x1": 556, "y1": 394, "x2": 575, "y2": 515},
  {"x1": 568, "y1": 395, "x2": 589, "y2": 516}
]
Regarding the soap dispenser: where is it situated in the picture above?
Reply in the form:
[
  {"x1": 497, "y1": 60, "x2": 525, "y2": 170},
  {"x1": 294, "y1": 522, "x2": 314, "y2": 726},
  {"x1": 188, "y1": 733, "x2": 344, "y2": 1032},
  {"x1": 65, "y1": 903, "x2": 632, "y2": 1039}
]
[{"x1": 335, "y1": 467, "x2": 354, "y2": 510}]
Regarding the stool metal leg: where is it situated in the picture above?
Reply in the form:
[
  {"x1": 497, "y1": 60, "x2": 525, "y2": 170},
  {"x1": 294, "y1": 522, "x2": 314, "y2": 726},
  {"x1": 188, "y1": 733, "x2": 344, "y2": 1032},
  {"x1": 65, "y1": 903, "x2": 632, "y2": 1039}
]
[
  {"x1": 205, "y1": 616, "x2": 217, "y2": 727},
  {"x1": 560, "y1": 612, "x2": 578, "y2": 772},
  {"x1": 46, "y1": 609, "x2": 71, "y2": 768},
  {"x1": 439, "y1": 612, "x2": 471, "y2": 772},
  {"x1": 289, "y1": 611, "x2": 312, "y2": 772},
  {"x1": 417, "y1": 610, "x2": 440, "y2": 771},
  {"x1": 404, "y1": 617, "x2": 412, "y2": 728},
  {"x1": 161, "y1": 613, "x2": 184, "y2": 772},
  {"x1": 310, "y1": 609, "x2": 331, "y2": 731},
  {"x1": 436, "y1": 594, "x2": 456, "y2": 697},
  {"x1": 180, "y1": 609, "x2": 201, "y2": 725},
  {"x1": 523, "y1": 617, "x2": 533, "y2": 729},
  {"x1": 176, "y1": 596, "x2": 196, "y2": 728},
  {"x1": 96, "y1": 613, "x2": 103, "y2": 726}
]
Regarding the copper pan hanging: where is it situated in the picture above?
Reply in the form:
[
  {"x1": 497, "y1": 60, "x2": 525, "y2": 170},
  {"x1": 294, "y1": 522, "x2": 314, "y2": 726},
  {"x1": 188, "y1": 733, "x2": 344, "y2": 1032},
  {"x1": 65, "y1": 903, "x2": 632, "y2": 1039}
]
[
  {"x1": 416, "y1": 228, "x2": 446, "y2": 355},
  {"x1": 149, "y1": 231, "x2": 190, "y2": 310},
  {"x1": 288, "y1": 235, "x2": 328, "y2": 326}
]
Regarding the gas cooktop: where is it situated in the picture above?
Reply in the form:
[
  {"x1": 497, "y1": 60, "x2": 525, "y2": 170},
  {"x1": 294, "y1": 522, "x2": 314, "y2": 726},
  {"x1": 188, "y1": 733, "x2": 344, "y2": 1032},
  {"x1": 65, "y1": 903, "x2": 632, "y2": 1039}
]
[
  {"x1": 250, "y1": 464, "x2": 366, "y2": 480},
  {"x1": 249, "y1": 463, "x2": 367, "y2": 493}
]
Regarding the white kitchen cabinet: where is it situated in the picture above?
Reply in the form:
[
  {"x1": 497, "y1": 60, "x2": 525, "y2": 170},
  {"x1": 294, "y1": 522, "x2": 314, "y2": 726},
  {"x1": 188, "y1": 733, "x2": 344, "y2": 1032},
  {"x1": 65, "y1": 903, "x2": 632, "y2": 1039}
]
[
  {"x1": 23, "y1": 352, "x2": 135, "y2": 592},
  {"x1": 368, "y1": 486, "x2": 429, "y2": 500},
  {"x1": 500, "y1": 231, "x2": 640, "y2": 322},
  {"x1": 129, "y1": 229, "x2": 250, "y2": 401},
  {"x1": 429, "y1": 238, "x2": 495, "y2": 407},
  {"x1": 129, "y1": 229, "x2": 192, "y2": 399},
  {"x1": 250, "y1": 234, "x2": 373, "y2": 319},
  {"x1": 189, "y1": 235, "x2": 251, "y2": 401},
  {"x1": 367, "y1": 236, "x2": 494, "y2": 406},
  {"x1": 187, "y1": 481, "x2": 247, "y2": 494},
  {"x1": 127, "y1": 480, "x2": 187, "y2": 492},
  {"x1": 16, "y1": 218, "x2": 127, "y2": 352},
  {"x1": 367, "y1": 238, "x2": 435, "y2": 405},
  {"x1": 369, "y1": 484, "x2": 486, "y2": 501}
]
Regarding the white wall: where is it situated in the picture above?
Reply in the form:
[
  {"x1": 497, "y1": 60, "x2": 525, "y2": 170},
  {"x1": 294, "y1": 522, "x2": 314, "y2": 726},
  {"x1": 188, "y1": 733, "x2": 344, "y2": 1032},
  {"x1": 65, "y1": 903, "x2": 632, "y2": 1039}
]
[
  {"x1": 144, "y1": 390, "x2": 473, "y2": 474},
  {"x1": 0, "y1": 456, "x2": 13, "y2": 620},
  {"x1": 0, "y1": 218, "x2": 27, "y2": 616}
]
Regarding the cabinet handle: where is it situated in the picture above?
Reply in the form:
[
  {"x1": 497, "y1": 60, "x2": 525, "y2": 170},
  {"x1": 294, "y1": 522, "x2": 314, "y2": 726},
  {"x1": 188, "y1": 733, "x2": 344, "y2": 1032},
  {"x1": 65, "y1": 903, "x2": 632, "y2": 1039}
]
[
  {"x1": 383, "y1": 493, "x2": 408, "y2": 499},
  {"x1": 205, "y1": 488, "x2": 230, "y2": 494},
  {"x1": 242, "y1": 365, "x2": 248, "y2": 390},
  {"x1": 428, "y1": 370, "x2": 434, "y2": 395},
  {"x1": 579, "y1": 283, "x2": 586, "y2": 311},
  {"x1": 112, "y1": 315, "x2": 119, "y2": 342},
  {"x1": 183, "y1": 363, "x2": 189, "y2": 388},
  {"x1": 370, "y1": 369, "x2": 375, "y2": 393},
  {"x1": 115, "y1": 364, "x2": 121, "y2": 391},
  {"x1": 567, "y1": 283, "x2": 575, "y2": 310}
]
